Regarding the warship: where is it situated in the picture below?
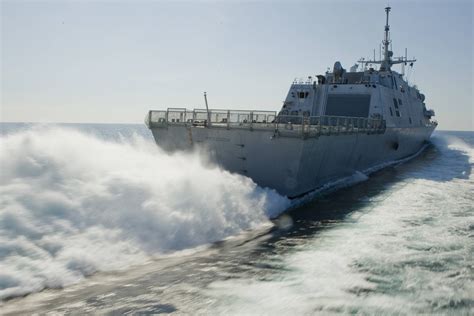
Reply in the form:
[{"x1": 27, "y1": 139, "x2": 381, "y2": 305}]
[{"x1": 145, "y1": 7, "x2": 437, "y2": 198}]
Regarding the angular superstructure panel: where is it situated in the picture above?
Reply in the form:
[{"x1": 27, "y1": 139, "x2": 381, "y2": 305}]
[{"x1": 325, "y1": 94, "x2": 371, "y2": 118}]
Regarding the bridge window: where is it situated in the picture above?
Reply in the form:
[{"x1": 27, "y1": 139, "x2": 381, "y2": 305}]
[
  {"x1": 409, "y1": 117, "x2": 412, "y2": 124},
  {"x1": 398, "y1": 98, "x2": 403, "y2": 106},
  {"x1": 396, "y1": 110, "x2": 401, "y2": 117},
  {"x1": 297, "y1": 91, "x2": 309, "y2": 98},
  {"x1": 393, "y1": 98, "x2": 399, "y2": 109},
  {"x1": 389, "y1": 107, "x2": 394, "y2": 116}
]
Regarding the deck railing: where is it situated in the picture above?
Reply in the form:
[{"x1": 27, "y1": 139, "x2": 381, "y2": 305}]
[{"x1": 146, "y1": 108, "x2": 386, "y2": 137}]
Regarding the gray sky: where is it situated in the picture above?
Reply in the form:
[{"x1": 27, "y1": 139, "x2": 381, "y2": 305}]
[{"x1": 1, "y1": 0, "x2": 473, "y2": 130}]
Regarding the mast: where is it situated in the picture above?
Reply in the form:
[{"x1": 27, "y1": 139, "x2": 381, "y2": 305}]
[
  {"x1": 357, "y1": 7, "x2": 416, "y2": 72},
  {"x1": 381, "y1": 6, "x2": 392, "y2": 70}
]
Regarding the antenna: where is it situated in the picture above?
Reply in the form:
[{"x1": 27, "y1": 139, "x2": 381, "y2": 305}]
[
  {"x1": 402, "y1": 47, "x2": 407, "y2": 76},
  {"x1": 204, "y1": 92, "x2": 211, "y2": 127}
]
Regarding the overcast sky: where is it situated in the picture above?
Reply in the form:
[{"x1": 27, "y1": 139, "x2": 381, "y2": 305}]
[{"x1": 1, "y1": 0, "x2": 473, "y2": 130}]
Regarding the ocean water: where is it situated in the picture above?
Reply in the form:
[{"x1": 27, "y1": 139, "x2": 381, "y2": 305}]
[{"x1": 0, "y1": 123, "x2": 472, "y2": 315}]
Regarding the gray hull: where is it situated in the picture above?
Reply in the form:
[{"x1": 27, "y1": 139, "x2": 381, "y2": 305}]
[{"x1": 150, "y1": 125, "x2": 435, "y2": 198}]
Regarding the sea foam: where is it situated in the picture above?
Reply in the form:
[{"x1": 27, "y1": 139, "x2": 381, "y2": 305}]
[{"x1": 0, "y1": 126, "x2": 290, "y2": 299}]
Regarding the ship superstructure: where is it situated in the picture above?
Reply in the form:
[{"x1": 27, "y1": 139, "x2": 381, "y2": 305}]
[
  {"x1": 145, "y1": 7, "x2": 437, "y2": 198},
  {"x1": 280, "y1": 7, "x2": 434, "y2": 129}
]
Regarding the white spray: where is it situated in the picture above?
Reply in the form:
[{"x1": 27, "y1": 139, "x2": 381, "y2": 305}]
[{"x1": 0, "y1": 126, "x2": 290, "y2": 299}]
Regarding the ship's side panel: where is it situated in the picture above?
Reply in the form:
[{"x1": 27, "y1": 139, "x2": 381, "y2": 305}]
[
  {"x1": 238, "y1": 131, "x2": 304, "y2": 195},
  {"x1": 150, "y1": 124, "x2": 435, "y2": 198},
  {"x1": 152, "y1": 126, "x2": 306, "y2": 195},
  {"x1": 151, "y1": 126, "x2": 193, "y2": 151},
  {"x1": 292, "y1": 126, "x2": 434, "y2": 197},
  {"x1": 296, "y1": 134, "x2": 359, "y2": 194}
]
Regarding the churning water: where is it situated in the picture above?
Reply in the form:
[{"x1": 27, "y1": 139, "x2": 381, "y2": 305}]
[{"x1": 0, "y1": 124, "x2": 472, "y2": 315}]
